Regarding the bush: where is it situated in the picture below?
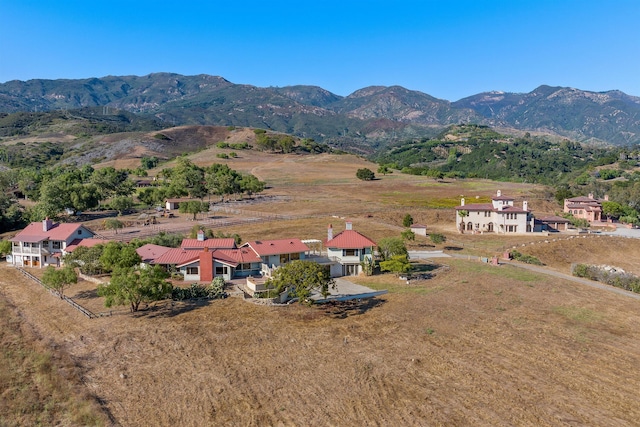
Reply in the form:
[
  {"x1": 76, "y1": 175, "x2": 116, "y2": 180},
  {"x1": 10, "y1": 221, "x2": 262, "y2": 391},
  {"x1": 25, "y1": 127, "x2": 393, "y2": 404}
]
[
  {"x1": 510, "y1": 250, "x2": 543, "y2": 265},
  {"x1": 572, "y1": 263, "x2": 640, "y2": 293},
  {"x1": 216, "y1": 153, "x2": 229, "y2": 159},
  {"x1": 429, "y1": 233, "x2": 446, "y2": 244}
]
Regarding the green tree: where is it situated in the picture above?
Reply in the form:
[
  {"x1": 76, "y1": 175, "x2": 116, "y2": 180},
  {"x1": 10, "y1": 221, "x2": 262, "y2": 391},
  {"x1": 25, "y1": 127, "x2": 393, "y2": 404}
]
[
  {"x1": 179, "y1": 200, "x2": 209, "y2": 220},
  {"x1": 0, "y1": 239, "x2": 13, "y2": 257},
  {"x1": 602, "y1": 201, "x2": 626, "y2": 220},
  {"x1": 64, "y1": 245, "x2": 105, "y2": 275},
  {"x1": 42, "y1": 265, "x2": 77, "y2": 299},
  {"x1": 377, "y1": 237, "x2": 408, "y2": 261},
  {"x1": 379, "y1": 255, "x2": 411, "y2": 276},
  {"x1": 110, "y1": 196, "x2": 134, "y2": 215},
  {"x1": 356, "y1": 168, "x2": 375, "y2": 181},
  {"x1": 402, "y1": 213, "x2": 414, "y2": 227},
  {"x1": 377, "y1": 165, "x2": 391, "y2": 176},
  {"x1": 401, "y1": 229, "x2": 415, "y2": 241},
  {"x1": 267, "y1": 260, "x2": 335, "y2": 305},
  {"x1": 99, "y1": 242, "x2": 142, "y2": 272},
  {"x1": 97, "y1": 265, "x2": 172, "y2": 312},
  {"x1": 458, "y1": 209, "x2": 469, "y2": 232},
  {"x1": 104, "y1": 218, "x2": 124, "y2": 234},
  {"x1": 141, "y1": 156, "x2": 159, "y2": 170}
]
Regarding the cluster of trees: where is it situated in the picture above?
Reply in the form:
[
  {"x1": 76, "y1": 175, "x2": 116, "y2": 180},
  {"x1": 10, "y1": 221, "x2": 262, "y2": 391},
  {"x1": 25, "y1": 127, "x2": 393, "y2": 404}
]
[{"x1": 0, "y1": 155, "x2": 265, "y2": 232}]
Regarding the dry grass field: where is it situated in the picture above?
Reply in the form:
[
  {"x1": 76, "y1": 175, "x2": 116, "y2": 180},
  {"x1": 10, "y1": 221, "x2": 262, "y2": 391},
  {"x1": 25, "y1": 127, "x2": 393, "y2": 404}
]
[{"x1": 3, "y1": 150, "x2": 640, "y2": 426}]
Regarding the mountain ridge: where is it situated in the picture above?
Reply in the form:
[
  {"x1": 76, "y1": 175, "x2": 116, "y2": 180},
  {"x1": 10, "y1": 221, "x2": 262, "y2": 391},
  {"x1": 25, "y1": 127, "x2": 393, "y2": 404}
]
[{"x1": 1, "y1": 73, "x2": 639, "y2": 147}]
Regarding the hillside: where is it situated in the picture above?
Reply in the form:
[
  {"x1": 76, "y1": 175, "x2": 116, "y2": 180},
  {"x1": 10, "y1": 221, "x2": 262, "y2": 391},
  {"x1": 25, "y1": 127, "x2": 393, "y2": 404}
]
[{"x1": 2, "y1": 74, "x2": 640, "y2": 148}]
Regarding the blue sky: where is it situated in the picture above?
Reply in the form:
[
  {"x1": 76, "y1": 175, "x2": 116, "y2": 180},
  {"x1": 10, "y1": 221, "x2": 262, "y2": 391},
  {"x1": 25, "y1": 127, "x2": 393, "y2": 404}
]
[{"x1": 1, "y1": 0, "x2": 639, "y2": 101}]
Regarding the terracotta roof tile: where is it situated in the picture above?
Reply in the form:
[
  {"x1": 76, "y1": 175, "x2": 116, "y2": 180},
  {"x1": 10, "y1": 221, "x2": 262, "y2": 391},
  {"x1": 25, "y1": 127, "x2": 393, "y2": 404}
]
[
  {"x1": 181, "y1": 238, "x2": 237, "y2": 250},
  {"x1": 153, "y1": 248, "x2": 199, "y2": 265},
  {"x1": 246, "y1": 239, "x2": 309, "y2": 256},
  {"x1": 136, "y1": 244, "x2": 173, "y2": 263},
  {"x1": 10, "y1": 221, "x2": 94, "y2": 243},
  {"x1": 325, "y1": 230, "x2": 377, "y2": 249}
]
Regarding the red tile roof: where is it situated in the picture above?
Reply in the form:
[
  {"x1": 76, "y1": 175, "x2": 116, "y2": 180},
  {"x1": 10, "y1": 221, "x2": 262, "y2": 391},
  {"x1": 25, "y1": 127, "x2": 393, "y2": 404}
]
[
  {"x1": 181, "y1": 238, "x2": 237, "y2": 250},
  {"x1": 10, "y1": 221, "x2": 94, "y2": 243},
  {"x1": 65, "y1": 238, "x2": 107, "y2": 253},
  {"x1": 217, "y1": 248, "x2": 262, "y2": 264},
  {"x1": 325, "y1": 230, "x2": 377, "y2": 249},
  {"x1": 153, "y1": 248, "x2": 199, "y2": 266},
  {"x1": 136, "y1": 244, "x2": 173, "y2": 263},
  {"x1": 246, "y1": 239, "x2": 309, "y2": 256}
]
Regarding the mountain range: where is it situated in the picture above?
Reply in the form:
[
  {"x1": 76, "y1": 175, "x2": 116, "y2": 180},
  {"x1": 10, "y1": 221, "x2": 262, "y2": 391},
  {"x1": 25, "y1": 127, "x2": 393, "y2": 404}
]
[{"x1": 1, "y1": 73, "x2": 640, "y2": 149}]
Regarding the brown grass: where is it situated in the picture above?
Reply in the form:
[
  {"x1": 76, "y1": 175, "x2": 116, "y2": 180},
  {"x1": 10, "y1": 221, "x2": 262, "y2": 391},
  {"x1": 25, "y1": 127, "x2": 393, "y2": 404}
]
[
  {"x1": 4, "y1": 150, "x2": 640, "y2": 426},
  {"x1": 0, "y1": 294, "x2": 109, "y2": 426},
  {"x1": 2, "y1": 254, "x2": 640, "y2": 426}
]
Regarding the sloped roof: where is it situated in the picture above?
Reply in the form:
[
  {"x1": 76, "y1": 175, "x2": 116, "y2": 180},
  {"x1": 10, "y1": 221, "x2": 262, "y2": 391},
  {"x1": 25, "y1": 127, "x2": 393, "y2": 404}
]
[
  {"x1": 245, "y1": 239, "x2": 309, "y2": 256},
  {"x1": 492, "y1": 195, "x2": 514, "y2": 201},
  {"x1": 65, "y1": 238, "x2": 107, "y2": 253},
  {"x1": 153, "y1": 248, "x2": 199, "y2": 265},
  {"x1": 410, "y1": 224, "x2": 427, "y2": 229},
  {"x1": 10, "y1": 221, "x2": 94, "y2": 243},
  {"x1": 539, "y1": 216, "x2": 570, "y2": 223},
  {"x1": 455, "y1": 203, "x2": 494, "y2": 211},
  {"x1": 136, "y1": 244, "x2": 172, "y2": 263},
  {"x1": 498, "y1": 205, "x2": 528, "y2": 213},
  {"x1": 325, "y1": 229, "x2": 377, "y2": 249},
  {"x1": 217, "y1": 248, "x2": 262, "y2": 264},
  {"x1": 181, "y1": 238, "x2": 237, "y2": 250},
  {"x1": 567, "y1": 196, "x2": 598, "y2": 203}
]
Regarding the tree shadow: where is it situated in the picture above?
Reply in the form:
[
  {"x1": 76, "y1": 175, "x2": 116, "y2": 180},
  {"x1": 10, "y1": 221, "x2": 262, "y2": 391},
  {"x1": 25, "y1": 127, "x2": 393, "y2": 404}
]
[
  {"x1": 72, "y1": 289, "x2": 100, "y2": 299},
  {"x1": 142, "y1": 298, "x2": 214, "y2": 318},
  {"x1": 321, "y1": 298, "x2": 386, "y2": 319}
]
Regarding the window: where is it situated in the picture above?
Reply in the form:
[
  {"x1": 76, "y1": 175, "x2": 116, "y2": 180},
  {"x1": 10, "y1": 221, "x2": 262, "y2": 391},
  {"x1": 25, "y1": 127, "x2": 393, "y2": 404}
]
[
  {"x1": 77, "y1": 230, "x2": 82, "y2": 235},
  {"x1": 239, "y1": 263, "x2": 252, "y2": 271},
  {"x1": 484, "y1": 211, "x2": 491, "y2": 217},
  {"x1": 343, "y1": 249, "x2": 358, "y2": 256},
  {"x1": 215, "y1": 266, "x2": 228, "y2": 275},
  {"x1": 290, "y1": 252, "x2": 300, "y2": 261},
  {"x1": 186, "y1": 267, "x2": 199, "y2": 275},
  {"x1": 280, "y1": 253, "x2": 289, "y2": 264},
  {"x1": 52, "y1": 241, "x2": 61, "y2": 249}
]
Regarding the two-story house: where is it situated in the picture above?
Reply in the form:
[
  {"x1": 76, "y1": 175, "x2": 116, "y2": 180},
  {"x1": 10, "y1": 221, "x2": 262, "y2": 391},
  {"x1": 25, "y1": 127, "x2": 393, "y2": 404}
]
[
  {"x1": 10, "y1": 218, "x2": 96, "y2": 268},
  {"x1": 242, "y1": 239, "x2": 310, "y2": 277},
  {"x1": 563, "y1": 193, "x2": 607, "y2": 222},
  {"x1": 324, "y1": 222, "x2": 377, "y2": 276},
  {"x1": 455, "y1": 190, "x2": 534, "y2": 234}
]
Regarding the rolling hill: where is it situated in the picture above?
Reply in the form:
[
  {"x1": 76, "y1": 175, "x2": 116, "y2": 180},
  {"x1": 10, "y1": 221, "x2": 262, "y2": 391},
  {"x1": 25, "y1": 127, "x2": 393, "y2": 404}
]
[{"x1": 1, "y1": 73, "x2": 640, "y2": 147}]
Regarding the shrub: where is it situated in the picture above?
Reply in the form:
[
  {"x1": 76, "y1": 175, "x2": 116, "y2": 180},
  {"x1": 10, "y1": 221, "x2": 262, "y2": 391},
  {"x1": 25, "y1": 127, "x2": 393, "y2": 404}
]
[
  {"x1": 510, "y1": 250, "x2": 543, "y2": 265},
  {"x1": 429, "y1": 233, "x2": 446, "y2": 244}
]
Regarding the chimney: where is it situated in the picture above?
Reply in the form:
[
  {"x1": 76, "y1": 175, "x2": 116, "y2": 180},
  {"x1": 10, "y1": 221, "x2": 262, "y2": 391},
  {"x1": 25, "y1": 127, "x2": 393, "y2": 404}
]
[
  {"x1": 327, "y1": 224, "x2": 333, "y2": 241},
  {"x1": 200, "y1": 247, "x2": 213, "y2": 282},
  {"x1": 461, "y1": 198, "x2": 465, "y2": 206},
  {"x1": 588, "y1": 193, "x2": 594, "y2": 199},
  {"x1": 42, "y1": 217, "x2": 52, "y2": 232},
  {"x1": 345, "y1": 221, "x2": 352, "y2": 231},
  {"x1": 604, "y1": 194, "x2": 609, "y2": 201},
  {"x1": 197, "y1": 229, "x2": 205, "y2": 241},
  {"x1": 496, "y1": 190, "x2": 502, "y2": 197},
  {"x1": 523, "y1": 201, "x2": 528, "y2": 211}
]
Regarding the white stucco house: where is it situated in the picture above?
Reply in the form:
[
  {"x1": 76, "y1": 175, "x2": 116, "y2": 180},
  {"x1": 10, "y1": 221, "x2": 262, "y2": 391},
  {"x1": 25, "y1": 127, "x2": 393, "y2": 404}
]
[
  {"x1": 455, "y1": 190, "x2": 534, "y2": 234},
  {"x1": 9, "y1": 218, "x2": 96, "y2": 268},
  {"x1": 324, "y1": 222, "x2": 377, "y2": 276}
]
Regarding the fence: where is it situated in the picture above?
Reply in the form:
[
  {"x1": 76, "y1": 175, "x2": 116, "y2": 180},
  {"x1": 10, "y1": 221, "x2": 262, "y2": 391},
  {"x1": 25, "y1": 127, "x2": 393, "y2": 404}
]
[{"x1": 16, "y1": 267, "x2": 97, "y2": 319}]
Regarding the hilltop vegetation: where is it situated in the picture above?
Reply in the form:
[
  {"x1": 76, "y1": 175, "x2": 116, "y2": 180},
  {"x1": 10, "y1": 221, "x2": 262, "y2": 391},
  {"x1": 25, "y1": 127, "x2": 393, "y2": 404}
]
[{"x1": 3, "y1": 73, "x2": 640, "y2": 147}]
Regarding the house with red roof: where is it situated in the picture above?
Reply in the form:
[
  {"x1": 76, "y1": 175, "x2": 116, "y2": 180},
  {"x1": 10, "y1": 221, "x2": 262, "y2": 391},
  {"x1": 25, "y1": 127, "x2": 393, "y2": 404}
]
[
  {"x1": 180, "y1": 230, "x2": 236, "y2": 250},
  {"x1": 324, "y1": 222, "x2": 377, "y2": 276},
  {"x1": 455, "y1": 190, "x2": 534, "y2": 234},
  {"x1": 563, "y1": 193, "x2": 607, "y2": 223},
  {"x1": 9, "y1": 218, "x2": 96, "y2": 268},
  {"x1": 242, "y1": 238, "x2": 310, "y2": 276}
]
